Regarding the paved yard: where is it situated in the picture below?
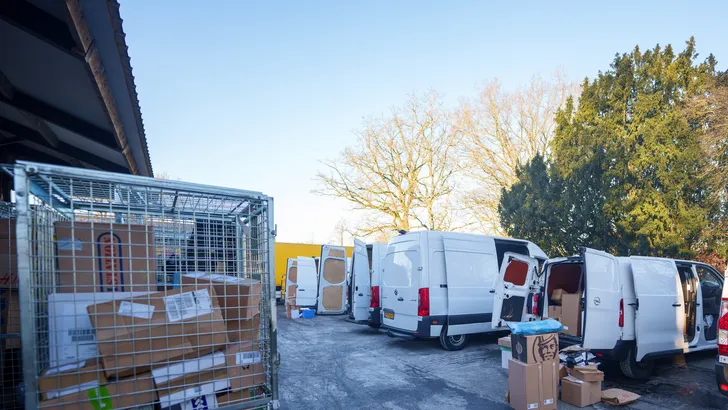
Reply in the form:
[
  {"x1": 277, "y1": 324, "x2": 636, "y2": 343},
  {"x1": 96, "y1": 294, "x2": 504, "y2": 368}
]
[{"x1": 277, "y1": 311, "x2": 728, "y2": 409}]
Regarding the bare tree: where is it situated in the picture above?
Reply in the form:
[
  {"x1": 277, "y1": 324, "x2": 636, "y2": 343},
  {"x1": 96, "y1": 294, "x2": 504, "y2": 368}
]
[
  {"x1": 328, "y1": 218, "x2": 352, "y2": 246},
  {"x1": 315, "y1": 91, "x2": 463, "y2": 237},
  {"x1": 456, "y1": 72, "x2": 578, "y2": 233}
]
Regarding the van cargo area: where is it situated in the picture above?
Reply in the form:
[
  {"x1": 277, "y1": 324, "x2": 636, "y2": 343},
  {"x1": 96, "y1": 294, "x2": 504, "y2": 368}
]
[{"x1": 545, "y1": 260, "x2": 585, "y2": 346}]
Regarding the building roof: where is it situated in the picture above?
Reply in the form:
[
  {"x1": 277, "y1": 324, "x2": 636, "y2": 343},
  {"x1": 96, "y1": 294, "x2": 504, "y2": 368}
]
[{"x1": 0, "y1": 0, "x2": 153, "y2": 177}]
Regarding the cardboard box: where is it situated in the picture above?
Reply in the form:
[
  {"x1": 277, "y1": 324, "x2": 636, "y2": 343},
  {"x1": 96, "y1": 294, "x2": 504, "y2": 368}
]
[
  {"x1": 181, "y1": 273, "x2": 261, "y2": 320},
  {"x1": 550, "y1": 289, "x2": 564, "y2": 305},
  {"x1": 0, "y1": 219, "x2": 18, "y2": 288},
  {"x1": 559, "y1": 363, "x2": 569, "y2": 379},
  {"x1": 0, "y1": 289, "x2": 20, "y2": 349},
  {"x1": 39, "y1": 372, "x2": 157, "y2": 410},
  {"x1": 226, "y1": 314, "x2": 261, "y2": 343},
  {"x1": 561, "y1": 376, "x2": 602, "y2": 407},
  {"x1": 507, "y1": 359, "x2": 558, "y2": 410},
  {"x1": 55, "y1": 222, "x2": 156, "y2": 293},
  {"x1": 153, "y1": 342, "x2": 264, "y2": 408},
  {"x1": 497, "y1": 336, "x2": 511, "y2": 349},
  {"x1": 88, "y1": 286, "x2": 228, "y2": 378},
  {"x1": 48, "y1": 292, "x2": 149, "y2": 367},
  {"x1": 548, "y1": 306, "x2": 562, "y2": 321},
  {"x1": 561, "y1": 293, "x2": 583, "y2": 337},
  {"x1": 511, "y1": 332, "x2": 559, "y2": 364},
  {"x1": 571, "y1": 363, "x2": 604, "y2": 382},
  {"x1": 217, "y1": 387, "x2": 264, "y2": 407},
  {"x1": 38, "y1": 359, "x2": 107, "y2": 401},
  {"x1": 168, "y1": 394, "x2": 218, "y2": 410}
]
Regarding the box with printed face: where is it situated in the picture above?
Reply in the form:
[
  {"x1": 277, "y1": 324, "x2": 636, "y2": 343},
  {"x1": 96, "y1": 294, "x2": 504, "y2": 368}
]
[
  {"x1": 87, "y1": 286, "x2": 228, "y2": 378},
  {"x1": 510, "y1": 332, "x2": 559, "y2": 364}
]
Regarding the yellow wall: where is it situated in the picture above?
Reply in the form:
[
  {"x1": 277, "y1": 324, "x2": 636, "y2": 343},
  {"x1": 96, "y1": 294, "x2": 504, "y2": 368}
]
[{"x1": 275, "y1": 242, "x2": 353, "y2": 298}]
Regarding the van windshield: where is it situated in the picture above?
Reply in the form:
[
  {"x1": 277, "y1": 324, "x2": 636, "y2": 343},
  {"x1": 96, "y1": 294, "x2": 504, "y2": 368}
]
[{"x1": 383, "y1": 250, "x2": 418, "y2": 287}]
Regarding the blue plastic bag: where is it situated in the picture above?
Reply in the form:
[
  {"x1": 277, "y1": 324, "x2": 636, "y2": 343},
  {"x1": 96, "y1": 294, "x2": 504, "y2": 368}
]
[{"x1": 507, "y1": 319, "x2": 562, "y2": 335}]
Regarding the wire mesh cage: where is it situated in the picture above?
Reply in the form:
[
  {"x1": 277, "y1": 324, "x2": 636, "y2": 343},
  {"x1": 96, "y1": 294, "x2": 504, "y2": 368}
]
[{"x1": 7, "y1": 161, "x2": 278, "y2": 410}]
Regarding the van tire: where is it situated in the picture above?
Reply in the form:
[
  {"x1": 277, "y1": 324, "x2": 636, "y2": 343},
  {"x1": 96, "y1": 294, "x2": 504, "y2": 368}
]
[
  {"x1": 439, "y1": 327, "x2": 468, "y2": 351},
  {"x1": 619, "y1": 347, "x2": 654, "y2": 379}
]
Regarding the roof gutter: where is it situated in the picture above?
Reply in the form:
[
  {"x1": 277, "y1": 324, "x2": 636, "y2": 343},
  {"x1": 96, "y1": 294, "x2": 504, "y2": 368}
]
[{"x1": 65, "y1": 0, "x2": 141, "y2": 176}]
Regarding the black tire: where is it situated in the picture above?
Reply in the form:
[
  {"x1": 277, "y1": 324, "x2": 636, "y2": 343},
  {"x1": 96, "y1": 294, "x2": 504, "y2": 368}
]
[
  {"x1": 619, "y1": 347, "x2": 654, "y2": 379},
  {"x1": 439, "y1": 327, "x2": 468, "y2": 351}
]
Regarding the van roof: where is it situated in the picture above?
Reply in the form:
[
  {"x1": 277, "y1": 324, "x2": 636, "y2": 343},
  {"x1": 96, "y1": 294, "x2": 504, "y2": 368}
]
[{"x1": 389, "y1": 230, "x2": 548, "y2": 259}]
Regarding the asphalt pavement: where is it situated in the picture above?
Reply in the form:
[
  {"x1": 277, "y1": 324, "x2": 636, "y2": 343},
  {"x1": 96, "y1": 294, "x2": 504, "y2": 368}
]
[{"x1": 277, "y1": 311, "x2": 728, "y2": 409}]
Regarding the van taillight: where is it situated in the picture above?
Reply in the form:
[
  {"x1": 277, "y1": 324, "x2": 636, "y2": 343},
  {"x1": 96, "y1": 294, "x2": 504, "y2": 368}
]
[
  {"x1": 718, "y1": 298, "x2": 728, "y2": 356},
  {"x1": 531, "y1": 293, "x2": 539, "y2": 316},
  {"x1": 370, "y1": 286, "x2": 380, "y2": 309},
  {"x1": 418, "y1": 288, "x2": 430, "y2": 317},
  {"x1": 619, "y1": 299, "x2": 624, "y2": 328}
]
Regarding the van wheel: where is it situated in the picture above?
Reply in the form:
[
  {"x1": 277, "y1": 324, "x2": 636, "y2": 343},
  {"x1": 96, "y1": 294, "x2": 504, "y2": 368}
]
[
  {"x1": 439, "y1": 327, "x2": 468, "y2": 351},
  {"x1": 619, "y1": 347, "x2": 654, "y2": 379}
]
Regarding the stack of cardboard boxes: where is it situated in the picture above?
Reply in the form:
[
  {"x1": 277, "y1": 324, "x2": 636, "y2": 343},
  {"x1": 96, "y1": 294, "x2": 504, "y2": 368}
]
[
  {"x1": 549, "y1": 289, "x2": 582, "y2": 337},
  {"x1": 507, "y1": 332, "x2": 559, "y2": 410},
  {"x1": 560, "y1": 364, "x2": 604, "y2": 407},
  {"x1": 35, "y1": 222, "x2": 265, "y2": 409}
]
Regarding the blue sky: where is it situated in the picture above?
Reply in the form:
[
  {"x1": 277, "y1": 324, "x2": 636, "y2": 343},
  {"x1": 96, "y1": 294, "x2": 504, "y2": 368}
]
[{"x1": 120, "y1": 0, "x2": 728, "y2": 244}]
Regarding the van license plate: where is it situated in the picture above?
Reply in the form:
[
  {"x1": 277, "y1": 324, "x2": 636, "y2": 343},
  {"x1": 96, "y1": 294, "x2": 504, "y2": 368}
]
[
  {"x1": 720, "y1": 355, "x2": 728, "y2": 365},
  {"x1": 384, "y1": 311, "x2": 394, "y2": 320}
]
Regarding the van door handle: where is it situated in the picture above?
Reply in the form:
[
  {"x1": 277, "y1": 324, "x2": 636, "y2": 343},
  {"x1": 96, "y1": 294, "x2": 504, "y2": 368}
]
[
  {"x1": 358, "y1": 293, "x2": 363, "y2": 297},
  {"x1": 489, "y1": 289, "x2": 495, "y2": 293},
  {"x1": 672, "y1": 303, "x2": 682, "y2": 307},
  {"x1": 397, "y1": 297, "x2": 404, "y2": 301}
]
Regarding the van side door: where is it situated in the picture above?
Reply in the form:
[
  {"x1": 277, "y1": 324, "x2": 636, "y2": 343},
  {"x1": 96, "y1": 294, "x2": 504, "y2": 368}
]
[
  {"x1": 492, "y1": 252, "x2": 539, "y2": 329},
  {"x1": 630, "y1": 256, "x2": 688, "y2": 361},
  {"x1": 351, "y1": 239, "x2": 371, "y2": 321}
]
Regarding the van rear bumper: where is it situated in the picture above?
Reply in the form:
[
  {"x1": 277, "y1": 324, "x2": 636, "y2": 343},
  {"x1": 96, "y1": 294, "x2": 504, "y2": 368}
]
[
  {"x1": 717, "y1": 359, "x2": 728, "y2": 396},
  {"x1": 590, "y1": 340, "x2": 633, "y2": 362},
  {"x1": 383, "y1": 315, "x2": 445, "y2": 338},
  {"x1": 368, "y1": 307, "x2": 381, "y2": 327}
]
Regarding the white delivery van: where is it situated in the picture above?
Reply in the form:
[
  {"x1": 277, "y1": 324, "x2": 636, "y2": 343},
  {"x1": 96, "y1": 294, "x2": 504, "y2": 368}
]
[
  {"x1": 380, "y1": 231, "x2": 547, "y2": 350},
  {"x1": 346, "y1": 239, "x2": 387, "y2": 324},
  {"x1": 494, "y1": 247, "x2": 725, "y2": 379}
]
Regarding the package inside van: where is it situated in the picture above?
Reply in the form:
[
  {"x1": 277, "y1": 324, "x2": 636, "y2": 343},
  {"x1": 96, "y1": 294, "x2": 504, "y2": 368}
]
[{"x1": 545, "y1": 262, "x2": 584, "y2": 338}]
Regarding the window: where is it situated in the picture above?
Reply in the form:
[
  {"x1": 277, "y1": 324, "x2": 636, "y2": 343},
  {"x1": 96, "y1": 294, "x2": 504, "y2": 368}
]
[
  {"x1": 382, "y1": 250, "x2": 418, "y2": 287},
  {"x1": 696, "y1": 265, "x2": 723, "y2": 289}
]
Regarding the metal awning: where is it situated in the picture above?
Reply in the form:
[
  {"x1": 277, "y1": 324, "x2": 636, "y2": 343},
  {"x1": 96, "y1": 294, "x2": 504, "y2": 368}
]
[{"x1": 0, "y1": 0, "x2": 153, "y2": 197}]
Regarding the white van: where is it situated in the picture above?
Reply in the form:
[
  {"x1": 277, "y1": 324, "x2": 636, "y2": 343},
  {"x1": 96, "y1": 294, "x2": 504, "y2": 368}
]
[
  {"x1": 380, "y1": 231, "x2": 547, "y2": 350},
  {"x1": 495, "y1": 247, "x2": 725, "y2": 379},
  {"x1": 347, "y1": 239, "x2": 387, "y2": 324}
]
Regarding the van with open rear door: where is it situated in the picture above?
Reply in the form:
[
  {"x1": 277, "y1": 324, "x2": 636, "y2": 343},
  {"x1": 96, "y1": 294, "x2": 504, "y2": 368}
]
[
  {"x1": 346, "y1": 240, "x2": 387, "y2": 325},
  {"x1": 716, "y1": 264, "x2": 728, "y2": 395},
  {"x1": 317, "y1": 245, "x2": 348, "y2": 315},
  {"x1": 494, "y1": 248, "x2": 724, "y2": 379},
  {"x1": 380, "y1": 231, "x2": 547, "y2": 350}
]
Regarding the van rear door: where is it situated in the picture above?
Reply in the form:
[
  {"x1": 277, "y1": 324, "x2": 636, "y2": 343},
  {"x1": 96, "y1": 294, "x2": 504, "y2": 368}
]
[
  {"x1": 492, "y1": 252, "x2": 539, "y2": 329},
  {"x1": 443, "y1": 237, "x2": 498, "y2": 335},
  {"x1": 381, "y1": 244, "x2": 420, "y2": 332},
  {"x1": 630, "y1": 256, "x2": 688, "y2": 361},
  {"x1": 295, "y1": 257, "x2": 318, "y2": 307},
  {"x1": 582, "y1": 248, "x2": 621, "y2": 350},
  {"x1": 284, "y1": 258, "x2": 297, "y2": 305},
  {"x1": 317, "y1": 245, "x2": 348, "y2": 314},
  {"x1": 351, "y1": 239, "x2": 371, "y2": 321}
]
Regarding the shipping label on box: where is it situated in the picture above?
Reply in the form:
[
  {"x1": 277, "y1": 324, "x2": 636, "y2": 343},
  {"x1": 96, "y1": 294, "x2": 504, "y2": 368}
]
[
  {"x1": 511, "y1": 332, "x2": 559, "y2": 364},
  {"x1": 55, "y1": 222, "x2": 156, "y2": 293}
]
